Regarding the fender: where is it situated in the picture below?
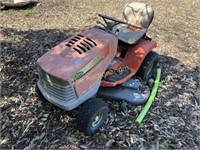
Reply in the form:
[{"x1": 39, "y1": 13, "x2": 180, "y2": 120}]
[
  {"x1": 124, "y1": 38, "x2": 157, "y2": 71},
  {"x1": 101, "y1": 38, "x2": 157, "y2": 87}
]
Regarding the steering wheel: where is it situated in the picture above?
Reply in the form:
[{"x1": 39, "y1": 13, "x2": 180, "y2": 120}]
[
  {"x1": 98, "y1": 14, "x2": 143, "y2": 30},
  {"x1": 98, "y1": 14, "x2": 127, "y2": 29}
]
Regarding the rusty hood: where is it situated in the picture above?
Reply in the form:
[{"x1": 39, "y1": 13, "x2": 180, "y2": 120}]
[{"x1": 37, "y1": 28, "x2": 117, "y2": 81}]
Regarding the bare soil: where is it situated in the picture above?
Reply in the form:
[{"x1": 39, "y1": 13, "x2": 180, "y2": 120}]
[{"x1": 1, "y1": 0, "x2": 200, "y2": 149}]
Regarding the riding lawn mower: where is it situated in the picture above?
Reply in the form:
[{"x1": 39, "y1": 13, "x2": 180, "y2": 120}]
[{"x1": 36, "y1": 2, "x2": 161, "y2": 135}]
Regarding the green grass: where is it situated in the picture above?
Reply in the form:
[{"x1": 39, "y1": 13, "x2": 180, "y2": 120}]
[
  {"x1": 2, "y1": 11, "x2": 10, "y2": 15},
  {"x1": 20, "y1": 9, "x2": 34, "y2": 17}
]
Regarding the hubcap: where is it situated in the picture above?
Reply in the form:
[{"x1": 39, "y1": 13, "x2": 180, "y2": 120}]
[{"x1": 92, "y1": 112, "x2": 103, "y2": 128}]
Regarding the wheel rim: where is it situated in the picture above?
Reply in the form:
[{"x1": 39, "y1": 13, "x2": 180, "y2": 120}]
[{"x1": 92, "y1": 112, "x2": 103, "y2": 128}]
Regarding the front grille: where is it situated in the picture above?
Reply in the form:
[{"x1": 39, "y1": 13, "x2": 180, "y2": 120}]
[{"x1": 38, "y1": 67, "x2": 77, "y2": 101}]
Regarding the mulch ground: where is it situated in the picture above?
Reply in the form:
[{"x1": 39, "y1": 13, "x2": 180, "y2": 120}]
[{"x1": 1, "y1": 0, "x2": 199, "y2": 149}]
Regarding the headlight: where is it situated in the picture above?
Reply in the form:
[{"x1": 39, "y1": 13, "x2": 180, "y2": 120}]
[
  {"x1": 45, "y1": 73, "x2": 51, "y2": 83},
  {"x1": 37, "y1": 65, "x2": 69, "y2": 87}
]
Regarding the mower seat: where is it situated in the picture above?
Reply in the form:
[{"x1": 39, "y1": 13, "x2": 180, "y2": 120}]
[
  {"x1": 111, "y1": 2, "x2": 154, "y2": 45},
  {"x1": 123, "y1": 2, "x2": 154, "y2": 29},
  {"x1": 112, "y1": 24, "x2": 145, "y2": 45}
]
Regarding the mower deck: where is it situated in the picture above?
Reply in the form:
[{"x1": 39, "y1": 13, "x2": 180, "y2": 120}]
[{"x1": 97, "y1": 78, "x2": 150, "y2": 105}]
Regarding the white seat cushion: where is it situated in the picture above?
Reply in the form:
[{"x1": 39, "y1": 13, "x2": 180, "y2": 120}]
[
  {"x1": 2, "y1": 0, "x2": 32, "y2": 7},
  {"x1": 123, "y1": 2, "x2": 154, "y2": 28}
]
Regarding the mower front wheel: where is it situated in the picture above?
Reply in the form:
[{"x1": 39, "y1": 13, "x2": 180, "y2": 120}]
[
  {"x1": 119, "y1": 101, "x2": 128, "y2": 114},
  {"x1": 76, "y1": 98, "x2": 108, "y2": 135}
]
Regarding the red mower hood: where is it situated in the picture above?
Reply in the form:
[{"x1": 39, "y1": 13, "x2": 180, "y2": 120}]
[{"x1": 37, "y1": 28, "x2": 117, "y2": 81}]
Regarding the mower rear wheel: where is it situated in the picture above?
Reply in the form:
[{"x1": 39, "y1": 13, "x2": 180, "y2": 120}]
[
  {"x1": 137, "y1": 51, "x2": 159, "y2": 82},
  {"x1": 76, "y1": 98, "x2": 108, "y2": 135}
]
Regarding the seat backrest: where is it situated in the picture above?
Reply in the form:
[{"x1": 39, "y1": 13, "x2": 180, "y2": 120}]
[{"x1": 123, "y1": 2, "x2": 154, "y2": 28}]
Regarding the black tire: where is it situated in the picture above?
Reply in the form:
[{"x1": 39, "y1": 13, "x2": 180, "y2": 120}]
[
  {"x1": 76, "y1": 98, "x2": 108, "y2": 135},
  {"x1": 119, "y1": 101, "x2": 128, "y2": 113},
  {"x1": 137, "y1": 51, "x2": 159, "y2": 82}
]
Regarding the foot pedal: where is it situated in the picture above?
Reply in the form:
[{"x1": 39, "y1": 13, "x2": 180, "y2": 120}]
[{"x1": 103, "y1": 66, "x2": 131, "y2": 82}]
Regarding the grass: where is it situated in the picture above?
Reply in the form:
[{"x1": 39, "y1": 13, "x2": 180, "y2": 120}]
[
  {"x1": 20, "y1": 9, "x2": 34, "y2": 16},
  {"x1": 2, "y1": 10, "x2": 10, "y2": 15}
]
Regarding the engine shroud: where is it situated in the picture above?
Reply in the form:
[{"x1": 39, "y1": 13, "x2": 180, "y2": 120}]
[{"x1": 37, "y1": 28, "x2": 118, "y2": 96}]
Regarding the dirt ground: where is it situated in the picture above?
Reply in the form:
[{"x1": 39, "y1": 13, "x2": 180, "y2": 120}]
[{"x1": 1, "y1": 0, "x2": 199, "y2": 149}]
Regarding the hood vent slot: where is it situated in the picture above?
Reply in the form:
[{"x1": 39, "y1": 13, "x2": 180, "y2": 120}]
[
  {"x1": 73, "y1": 48, "x2": 82, "y2": 54},
  {"x1": 86, "y1": 38, "x2": 97, "y2": 46},
  {"x1": 66, "y1": 34, "x2": 97, "y2": 54}
]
